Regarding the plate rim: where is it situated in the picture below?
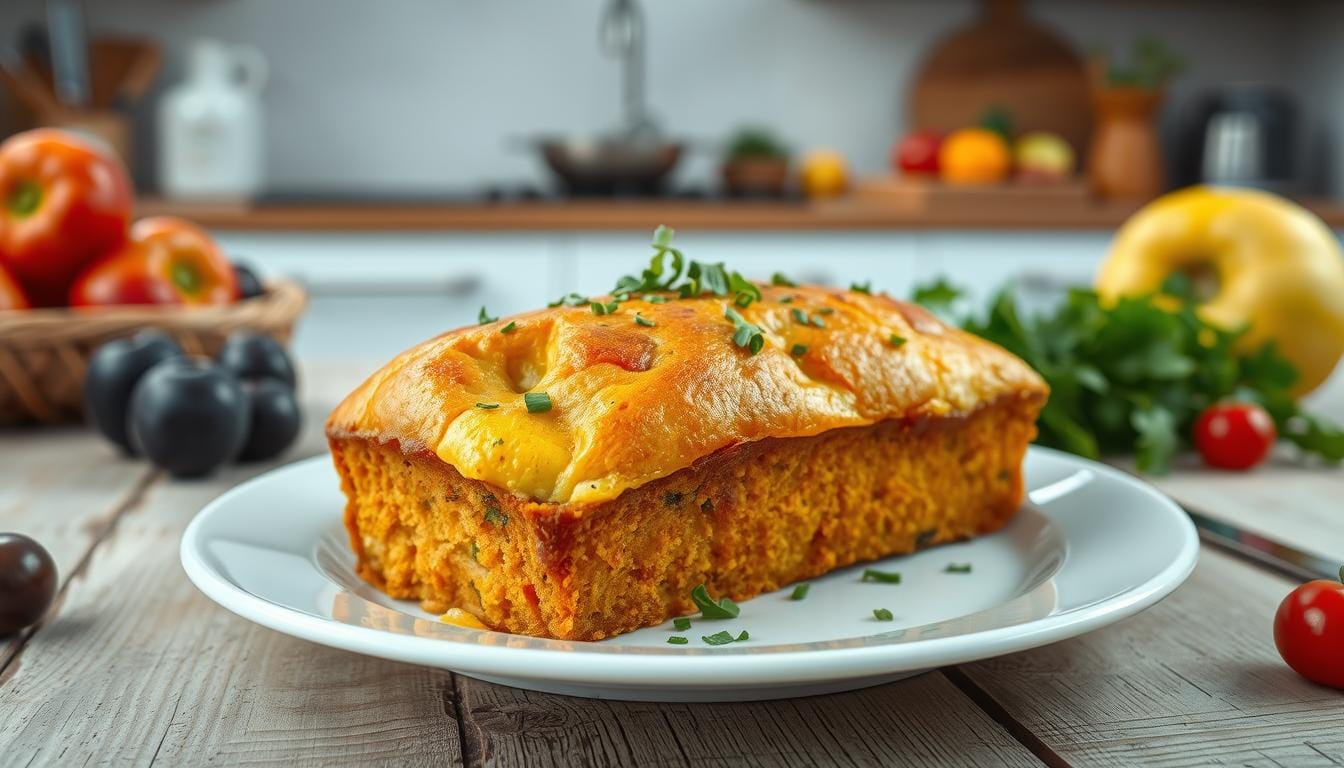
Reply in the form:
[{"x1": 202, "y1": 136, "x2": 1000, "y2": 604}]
[{"x1": 180, "y1": 447, "x2": 1199, "y2": 688}]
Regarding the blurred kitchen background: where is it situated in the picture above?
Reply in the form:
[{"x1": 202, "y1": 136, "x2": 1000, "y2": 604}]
[{"x1": 4, "y1": 0, "x2": 1342, "y2": 360}]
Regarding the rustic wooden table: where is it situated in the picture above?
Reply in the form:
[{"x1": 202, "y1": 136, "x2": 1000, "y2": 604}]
[{"x1": 3, "y1": 361, "x2": 1343, "y2": 768}]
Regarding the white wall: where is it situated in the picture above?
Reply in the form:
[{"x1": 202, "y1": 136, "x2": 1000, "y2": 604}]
[{"x1": 0, "y1": 0, "x2": 1313, "y2": 192}]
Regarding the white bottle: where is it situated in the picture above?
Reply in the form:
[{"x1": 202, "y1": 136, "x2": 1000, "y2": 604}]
[{"x1": 158, "y1": 39, "x2": 268, "y2": 200}]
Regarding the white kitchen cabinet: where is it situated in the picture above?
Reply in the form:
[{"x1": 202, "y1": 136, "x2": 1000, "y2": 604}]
[{"x1": 213, "y1": 232, "x2": 558, "y2": 360}]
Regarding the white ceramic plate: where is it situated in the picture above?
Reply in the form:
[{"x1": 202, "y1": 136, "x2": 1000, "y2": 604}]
[{"x1": 181, "y1": 447, "x2": 1198, "y2": 702}]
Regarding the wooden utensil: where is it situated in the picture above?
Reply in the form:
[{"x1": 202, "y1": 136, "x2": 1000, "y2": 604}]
[{"x1": 910, "y1": 0, "x2": 1091, "y2": 158}]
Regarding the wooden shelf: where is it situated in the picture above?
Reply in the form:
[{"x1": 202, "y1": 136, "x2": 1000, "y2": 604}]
[{"x1": 134, "y1": 195, "x2": 1344, "y2": 232}]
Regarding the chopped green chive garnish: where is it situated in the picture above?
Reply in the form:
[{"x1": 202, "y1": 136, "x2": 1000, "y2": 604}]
[
  {"x1": 524, "y1": 392, "x2": 552, "y2": 413},
  {"x1": 790, "y1": 308, "x2": 808, "y2": 324},
  {"x1": 779, "y1": 296, "x2": 794, "y2": 304},
  {"x1": 475, "y1": 402, "x2": 500, "y2": 409},
  {"x1": 873, "y1": 608, "x2": 894, "y2": 621},
  {"x1": 790, "y1": 584, "x2": 810, "y2": 601},
  {"x1": 484, "y1": 505, "x2": 508, "y2": 527},
  {"x1": 590, "y1": 301, "x2": 619, "y2": 316},
  {"x1": 810, "y1": 315, "x2": 826, "y2": 328},
  {"x1": 861, "y1": 569, "x2": 902, "y2": 584},
  {"x1": 477, "y1": 306, "x2": 497, "y2": 324},
  {"x1": 690, "y1": 584, "x2": 741, "y2": 619},
  {"x1": 889, "y1": 334, "x2": 906, "y2": 347},
  {"x1": 500, "y1": 321, "x2": 517, "y2": 334},
  {"x1": 548, "y1": 292, "x2": 588, "y2": 307},
  {"x1": 673, "y1": 617, "x2": 692, "y2": 631},
  {"x1": 771, "y1": 272, "x2": 796, "y2": 287},
  {"x1": 945, "y1": 563, "x2": 973, "y2": 574},
  {"x1": 724, "y1": 306, "x2": 765, "y2": 356},
  {"x1": 702, "y1": 630, "x2": 737, "y2": 646},
  {"x1": 851, "y1": 281, "x2": 872, "y2": 294},
  {"x1": 668, "y1": 636, "x2": 689, "y2": 645},
  {"x1": 815, "y1": 307, "x2": 834, "y2": 315},
  {"x1": 790, "y1": 344, "x2": 808, "y2": 357},
  {"x1": 614, "y1": 292, "x2": 631, "y2": 302},
  {"x1": 645, "y1": 294, "x2": 668, "y2": 303},
  {"x1": 635, "y1": 313, "x2": 656, "y2": 327}
]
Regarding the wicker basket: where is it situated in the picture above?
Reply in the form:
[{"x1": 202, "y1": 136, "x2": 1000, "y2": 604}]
[{"x1": 0, "y1": 279, "x2": 307, "y2": 425}]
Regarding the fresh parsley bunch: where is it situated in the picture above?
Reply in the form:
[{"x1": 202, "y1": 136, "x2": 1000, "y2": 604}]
[{"x1": 914, "y1": 278, "x2": 1344, "y2": 473}]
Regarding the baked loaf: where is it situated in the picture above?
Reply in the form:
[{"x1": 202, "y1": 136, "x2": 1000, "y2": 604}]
[{"x1": 327, "y1": 284, "x2": 1048, "y2": 640}]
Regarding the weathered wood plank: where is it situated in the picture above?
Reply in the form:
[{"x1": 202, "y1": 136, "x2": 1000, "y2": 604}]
[
  {"x1": 454, "y1": 671, "x2": 1045, "y2": 767},
  {"x1": 957, "y1": 548, "x2": 1344, "y2": 767}
]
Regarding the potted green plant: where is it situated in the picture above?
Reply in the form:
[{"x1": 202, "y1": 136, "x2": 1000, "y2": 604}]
[
  {"x1": 722, "y1": 128, "x2": 790, "y2": 198},
  {"x1": 1087, "y1": 37, "x2": 1183, "y2": 199}
]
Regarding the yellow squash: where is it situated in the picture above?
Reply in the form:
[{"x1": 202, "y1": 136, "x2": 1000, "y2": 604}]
[{"x1": 1097, "y1": 186, "x2": 1344, "y2": 395}]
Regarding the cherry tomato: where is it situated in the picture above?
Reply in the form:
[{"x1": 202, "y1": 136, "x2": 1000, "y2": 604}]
[
  {"x1": 70, "y1": 217, "x2": 239, "y2": 307},
  {"x1": 1274, "y1": 567, "x2": 1344, "y2": 689},
  {"x1": 893, "y1": 131, "x2": 941, "y2": 176},
  {"x1": 1193, "y1": 401, "x2": 1276, "y2": 470},
  {"x1": 0, "y1": 262, "x2": 30, "y2": 311},
  {"x1": 0, "y1": 129, "x2": 132, "y2": 306}
]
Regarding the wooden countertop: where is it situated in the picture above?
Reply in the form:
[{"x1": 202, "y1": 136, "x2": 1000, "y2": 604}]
[
  {"x1": 135, "y1": 195, "x2": 1344, "y2": 232},
  {"x1": 4, "y1": 361, "x2": 1344, "y2": 766}
]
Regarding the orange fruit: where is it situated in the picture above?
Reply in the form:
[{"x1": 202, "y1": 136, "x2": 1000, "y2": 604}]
[
  {"x1": 938, "y1": 129, "x2": 1011, "y2": 185},
  {"x1": 800, "y1": 149, "x2": 849, "y2": 198}
]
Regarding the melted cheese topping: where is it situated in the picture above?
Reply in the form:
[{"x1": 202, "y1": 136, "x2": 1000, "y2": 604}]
[{"x1": 327, "y1": 285, "x2": 1047, "y2": 504}]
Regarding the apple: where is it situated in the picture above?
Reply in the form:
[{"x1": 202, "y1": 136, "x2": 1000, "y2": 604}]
[{"x1": 893, "y1": 131, "x2": 941, "y2": 176}]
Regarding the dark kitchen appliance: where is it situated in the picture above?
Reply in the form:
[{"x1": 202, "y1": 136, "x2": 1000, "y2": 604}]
[{"x1": 1172, "y1": 84, "x2": 1298, "y2": 193}]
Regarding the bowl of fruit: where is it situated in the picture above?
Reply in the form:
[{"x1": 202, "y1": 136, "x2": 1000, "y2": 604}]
[{"x1": 0, "y1": 128, "x2": 306, "y2": 425}]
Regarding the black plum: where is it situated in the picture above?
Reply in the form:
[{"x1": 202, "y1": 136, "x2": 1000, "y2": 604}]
[
  {"x1": 217, "y1": 331, "x2": 296, "y2": 388},
  {"x1": 84, "y1": 330, "x2": 184, "y2": 454},
  {"x1": 0, "y1": 532, "x2": 57, "y2": 636},
  {"x1": 238, "y1": 378, "x2": 302, "y2": 461},
  {"x1": 233, "y1": 261, "x2": 265, "y2": 300},
  {"x1": 129, "y1": 358, "x2": 249, "y2": 477}
]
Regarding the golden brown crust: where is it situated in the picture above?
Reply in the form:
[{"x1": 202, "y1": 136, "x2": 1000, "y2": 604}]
[{"x1": 326, "y1": 285, "x2": 1047, "y2": 504}]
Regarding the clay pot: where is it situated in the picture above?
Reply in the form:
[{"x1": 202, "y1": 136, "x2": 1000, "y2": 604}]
[
  {"x1": 1087, "y1": 86, "x2": 1164, "y2": 199},
  {"x1": 722, "y1": 158, "x2": 789, "y2": 198}
]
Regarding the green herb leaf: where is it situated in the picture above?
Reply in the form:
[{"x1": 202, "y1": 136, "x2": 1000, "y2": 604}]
[
  {"x1": 944, "y1": 563, "x2": 972, "y2": 574},
  {"x1": 635, "y1": 313, "x2": 656, "y2": 327},
  {"x1": 911, "y1": 278, "x2": 963, "y2": 313},
  {"x1": 673, "y1": 617, "x2": 692, "y2": 631},
  {"x1": 690, "y1": 584, "x2": 741, "y2": 619},
  {"x1": 645, "y1": 294, "x2": 668, "y2": 304},
  {"x1": 779, "y1": 296, "x2": 794, "y2": 304},
  {"x1": 790, "y1": 344, "x2": 808, "y2": 356},
  {"x1": 484, "y1": 505, "x2": 508, "y2": 527},
  {"x1": 549, "y1": 293, "x2": 589, "y2": 307},
  {"x1": 810, "y1": 315, "x2": 826, "y2": 328},
  {"x1": 888, "y1": 334, "x2": 906, "y2": 347},
  {"x1": 474, "y1": 402, "x2": 500, "y2": 410},
  {"x1": 873, "y1": 608, "x2": 894, "y2": 621},
  {"x1": 771, "y1": 272, "x2": 796, "y2": 287},
  {"x1": 725, "y1": 306, "x2": 766, "y2": 356},
  {"x1": 701, "y1": 630, "x2": 736, "y2": 646},
  {"x1": 478, "y1": 306, "x2": 497, "y2": 324},
  {"x1": 736, "y1": 630, "x2": 749, "y2": 641},
  {"x1": 524, "y1": 392, "x2": 552, "y2": 413},
  {"x1": 815, "y1": 307, "x2": 834, "y2": 316},
  {"x1": 850, "y1": 281, "x2": 872, "y2": 294},
  {"x1": 861, "y1": 569, "x2": 902, "y2": 584},
  {"x1": 790, "y1": 584, "x2": 810, "y2": 601},
  {"x1": 790, "y1": 308, "x2": 808, "y2": 324},
  {"x1": 667, "y1": 636, "x2": 689, "y2": 645},
  {"x1": 500, "y1": 321, "x2": 517, "y2": 334}
]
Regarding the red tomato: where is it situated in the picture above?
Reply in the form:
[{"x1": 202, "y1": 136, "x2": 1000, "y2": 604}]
[
  {"x1": 69, "y1": 217, "x2": 238, "y2": 307},
  {"x1": 0, "y1": 262, "x2": 30, "y2": 310},
  {"x1": 1274, "y1": 569, "x2": 1344, "y2": 689},
  {"x1": 0, "y1": 129, "x2": 133, "y2": 306},
  {"x1": 893, "y1": 131, "x2": 942, "y2": 176},
  {"x1": 1193, "y1": 401, "x2": 1276, "y2": 470}
]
